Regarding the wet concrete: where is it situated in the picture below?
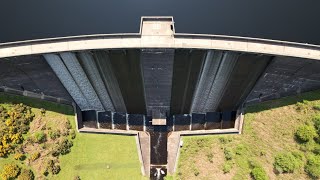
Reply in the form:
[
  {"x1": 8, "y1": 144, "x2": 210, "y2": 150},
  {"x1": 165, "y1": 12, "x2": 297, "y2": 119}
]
[
  {"x1": 82, "y1": 110, "x2": 97, "y2": 128},
  {"x1": 113, "y1": 112, "x2": 127, "y2": 130},
  {"x1": 128, "y1": 114, "x2": 144, "y2": 131},
  {"x1": 97, "y1": 111, "x2": 112, "y2": 129}
]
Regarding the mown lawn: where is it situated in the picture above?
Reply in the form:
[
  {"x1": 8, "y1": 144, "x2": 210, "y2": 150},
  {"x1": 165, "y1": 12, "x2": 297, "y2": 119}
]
[
  {"x1": 173, "y1": 90, "x2": 320, "y2": 180},
  {"x1": 55, "y1": 133, "x2": 144, "y2": 180},
  {"x1": 0, "y1": 93, "x2": 145, "y2": 180}
]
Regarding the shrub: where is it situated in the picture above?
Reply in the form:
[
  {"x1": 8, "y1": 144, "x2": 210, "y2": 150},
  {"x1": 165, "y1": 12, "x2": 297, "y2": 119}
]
[
  {"x1": 52, "y1": 138, "x2": 73, "y2": 156},
  {"x1": 74, "y1": 176, "x2": 81, "y2": 180},
  {"x1": 274, "y1": 152, "x2": 302, "y2": 173},
  {"x1": 296, "y1": 101, "x2": 309, "y2": 113},
  {"x1": 18, "y1": 169, "x2": 34, "y2": 180},
  {"x1": 219, "y1": 136, "x2": 232, "y2": 144},
  {"x1": 235, "y1": 144, "x2": 247, "y2": 155},
  {"x1": 206, "y1": 152, "x2": 213, "y2": 163},
  {"x1": 58, "y1": 138, "x2": 73, "y2": 155},
  {"x1": 14, "y1": 153, "x2": 25, "y2": 161},
  {"x1": 69, "y1": 129, "x2": 76, "y2": 139},
  {"x1": 313, "y1": 145, "x2": 320, "y2": 155},
  {"x1": 251, "y1": 166, "x2": 268, "y2": 180},
  {"x1": 193, "y1": 167, "x2": 200, "y2": 176},
  {"x1": 46, "y1": 160, "x2": 60, "y2": 175},
  {"x1": 313, "y1": 115, "x2": 320, "y2": 135},
  {"x1": 40, "y1": 108, "x2": 46, "y2": 116},
  {"x1": 305, "y1": 154, "x2": 320, "y2": 178},
  {"x1": 222, "y1": 162, "x2": 232, "y2": 173},
  {"x1": 300, "y1": 140, "x2": 317, "y2": 152},
  {"x1": 33, "y1": 131, "x2": 46, "y2": 143},
  {"x1": 0, "y1": 163, "x2": 20, "y2": 180},
  {"x1": 48, "y1": 130, "x2": 60, "y2": 140},
  {"x1": 295, "y1": 125, "x2": 317, "y2": 142},
  {"x1": 313, "y1": 105, "x2": 320, "y2": 111},
  {"x1": 224, "y1": 147, "x2": 233, "y2": 161},
  {"x1": 66, "y1": 121, "x2": 72, "y2": 130},
  {"x1": 30, "y1": 152, "x2": 40, "y2": 162}
]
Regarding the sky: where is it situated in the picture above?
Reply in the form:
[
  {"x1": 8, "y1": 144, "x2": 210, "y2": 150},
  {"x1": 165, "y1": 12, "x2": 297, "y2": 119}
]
[{"x1": 1, "y1": 0, "x2": 320, "y2": 45}]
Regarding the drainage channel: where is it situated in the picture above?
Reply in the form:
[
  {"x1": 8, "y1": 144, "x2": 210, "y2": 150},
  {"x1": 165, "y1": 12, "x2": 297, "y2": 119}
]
[{"x1": 149, "y1": 125, "x2": 168, "y2": 180}]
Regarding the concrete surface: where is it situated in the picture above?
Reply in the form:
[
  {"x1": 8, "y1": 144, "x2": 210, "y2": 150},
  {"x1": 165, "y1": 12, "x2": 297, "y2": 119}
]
[{"x1": 1, "y1": 17, "x2": 320, "y2": 61}]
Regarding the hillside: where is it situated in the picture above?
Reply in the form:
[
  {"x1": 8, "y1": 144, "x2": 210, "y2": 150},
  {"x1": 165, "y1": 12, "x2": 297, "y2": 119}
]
[
  {"x1": 173, "y1": 90, "x2": 320, "y2": 180},
  {"x1": 0, "y1": 93, "x2": 144, "y2": 180}
]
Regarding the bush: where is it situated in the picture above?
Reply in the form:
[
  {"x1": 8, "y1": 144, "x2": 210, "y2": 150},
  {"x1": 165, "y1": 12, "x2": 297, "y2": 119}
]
[
  {"x1": 224, "y1": 147, "x2": 233, "y2": 161},
  {"x1": 305, "y1": 155, "x2": 320, "y2": 178},
  {"x1": 69, "y1": 129, "x2": 76, "y2": 139},
  {"x1": 313, "y1": 105, "x2": 320, "y2": 111},
  {"x1": 14, "y1": 153, "x2": 25, "y2": 161},
  {"x1": 300, "y1": 140, "x2": 317, "y2": 152},
  {"x1": 206, "y1": 152, "x2": 213, "y2": 163},
  {"x1": 46, "y1": 160, "x2": 60, "y2": 175},
  {"x1": 33, "y1": 131, "x2": 46, "y2": 143},
  {"x1": 274, "y1": 152, "x2": 302, "y2": 173},
  {"x1": 219, "y1": 136, "x2": 232, "y2": 144},
  {"x1": 74, "y1": 176, "x2": 81, "y2": 180},
  {"x1": 295, "y1": 125, "x2": 317, "y2": 142},
  {"x1": 222, "y1": 162, "x2": 232, "y2": 173},
  {"x1": 0, "y1": 163, "x2": 20, "y2": 180},
  {"x1": 59, "y1": 138, "x2": 73, "y2": 155},
  {"x1": 40, "y1": 108, "x2": 46, "y2": 116},
  {"x1": 251, "y1": 167, "x2": 268, "y2": 180},
  {"x1": 48, "y1": 130, "x2": 60, "y2": 140},
  {"x1": 313, "y1": 115, "x2": 320, "y2": 135},
  {"x1": 30, "y1": 152, "x2": 40, "y2": 162},
  {"x1": 66, "y1": 121, "x2": 72, "y2": 130},
  {"x1": 235, "y1": 144, "x2": 247, "y2": 155},
  {"x1": 18, "y1": 169, "x2": 34, "y2": 180},
  {"x1": 51, "y1": 138, "x2": 73, "y2": 156}
]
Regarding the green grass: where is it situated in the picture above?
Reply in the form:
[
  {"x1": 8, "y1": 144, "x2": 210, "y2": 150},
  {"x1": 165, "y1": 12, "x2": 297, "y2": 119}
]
[
  {"x1": 0, "y1": 93, "x2": 145, "y2": 180},
  {"x1": 175, "y1": 90, "x2": 320, "y2": 180},
  {"x1": 55, "y1": 133, "x2": 144, "y2": 180}
]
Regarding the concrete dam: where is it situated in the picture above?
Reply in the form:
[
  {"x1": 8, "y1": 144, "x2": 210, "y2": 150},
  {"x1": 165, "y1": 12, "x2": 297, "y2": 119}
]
[{"x1": 1, "y1": 17, "x2": 320, "y2": 179}]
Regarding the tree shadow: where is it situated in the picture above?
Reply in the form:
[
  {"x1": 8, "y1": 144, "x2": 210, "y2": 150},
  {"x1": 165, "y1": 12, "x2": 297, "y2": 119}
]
[
  {"x1": 245, "y1": 90, "x2": 320, "y2": 114},
  {"x1": 0, "y1": 92, "x2": 74, "y2": 115}
]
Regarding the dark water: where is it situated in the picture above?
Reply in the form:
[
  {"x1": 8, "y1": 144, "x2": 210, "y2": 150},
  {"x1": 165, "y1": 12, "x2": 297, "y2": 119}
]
[{"x1": 1, "y1": 1, "x2": 320, "y2": 44}]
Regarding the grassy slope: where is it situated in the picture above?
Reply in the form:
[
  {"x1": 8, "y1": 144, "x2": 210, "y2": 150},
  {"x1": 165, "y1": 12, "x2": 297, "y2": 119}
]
[
  {"x1": 0, "y1": 93, "x2": 144, "y2": 180},
  {"x1": 175, "y1": 90, "x2": 320, "y2": 180}
]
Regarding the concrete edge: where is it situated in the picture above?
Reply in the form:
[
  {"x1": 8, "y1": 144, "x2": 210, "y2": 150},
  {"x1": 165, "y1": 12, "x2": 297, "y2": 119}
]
[
  {"x1": 173, "y1": 135, "x2": 181, "y2": 174},
  {"x1": 135, "y1": 133, "x2": 146, "y2": 176},
  {"x1": 1, "y1": 34, "x2": 320, "y2": 60},
  {"x1": 78, "y1": 127, "x2": 138, "y2": 135}
]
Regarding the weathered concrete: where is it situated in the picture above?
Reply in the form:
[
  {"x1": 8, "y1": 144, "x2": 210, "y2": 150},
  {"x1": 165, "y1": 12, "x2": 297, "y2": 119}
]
[
  {"x1": 138, "y1": 132, "x2": 151, "y2": 177},
  {"x1": 1, "y1": 17, "x2": 320, "y2": 61},
  {"x1": 77, "y1": 52, "x2": 115, "y2": 111},
  {"x1": 44, "y1": 54, "x2": 90, "y2": 110},
  {"x1": 0, "y1": 55, "x2": 71, "y2": 100},
  {"x1": 60, "y1": 52, "x2": 104, "y2": 111},
  {"x1": 167, "y1": 132, "x2": 180, "y2": 175}
]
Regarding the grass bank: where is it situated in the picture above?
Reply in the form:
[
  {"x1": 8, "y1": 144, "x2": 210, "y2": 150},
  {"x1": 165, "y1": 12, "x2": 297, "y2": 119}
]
[
  {"x1": 0, "y1": 93, "x2": 144, "y2": 180},
  {"x1": 174, "y1": 90, "x2": 320, "y2": 180}
]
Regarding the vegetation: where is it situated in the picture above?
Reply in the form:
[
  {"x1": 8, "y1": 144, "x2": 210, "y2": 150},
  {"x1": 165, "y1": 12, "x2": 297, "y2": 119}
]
[
  {"x1": 305, "y1": 154, "x2": 320, "y2": 178},
  {"x1": 0, "y1": 93, "x2": 144, "y2": 180},
  {"x1": 295, "y1": 124, "x2": 317, "y2": 142},
  {"x1": 0, "y1": 163, "x2": 20, "y2": 180},
  {"x1": 273, "y1": 152, "x2": 302, "y2": 173},
  {"x1": 18, "y1": 169, "x2": 34, "y2": 180},
  {"x1": 175, "y1": 90, "x2": 320, "y2": 179},
  {"x1": 251, "y1": 166, "x2": 268, "y2": 180}
]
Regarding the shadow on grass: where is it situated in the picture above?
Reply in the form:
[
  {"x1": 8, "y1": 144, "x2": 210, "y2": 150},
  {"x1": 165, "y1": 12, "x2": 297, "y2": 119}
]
[
  {"x1": 0, "y1": 92, "x2": 74, "y2": 115},
  {"x1": 246, "y1": 90, "x2": 320, "y2": 114}
]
